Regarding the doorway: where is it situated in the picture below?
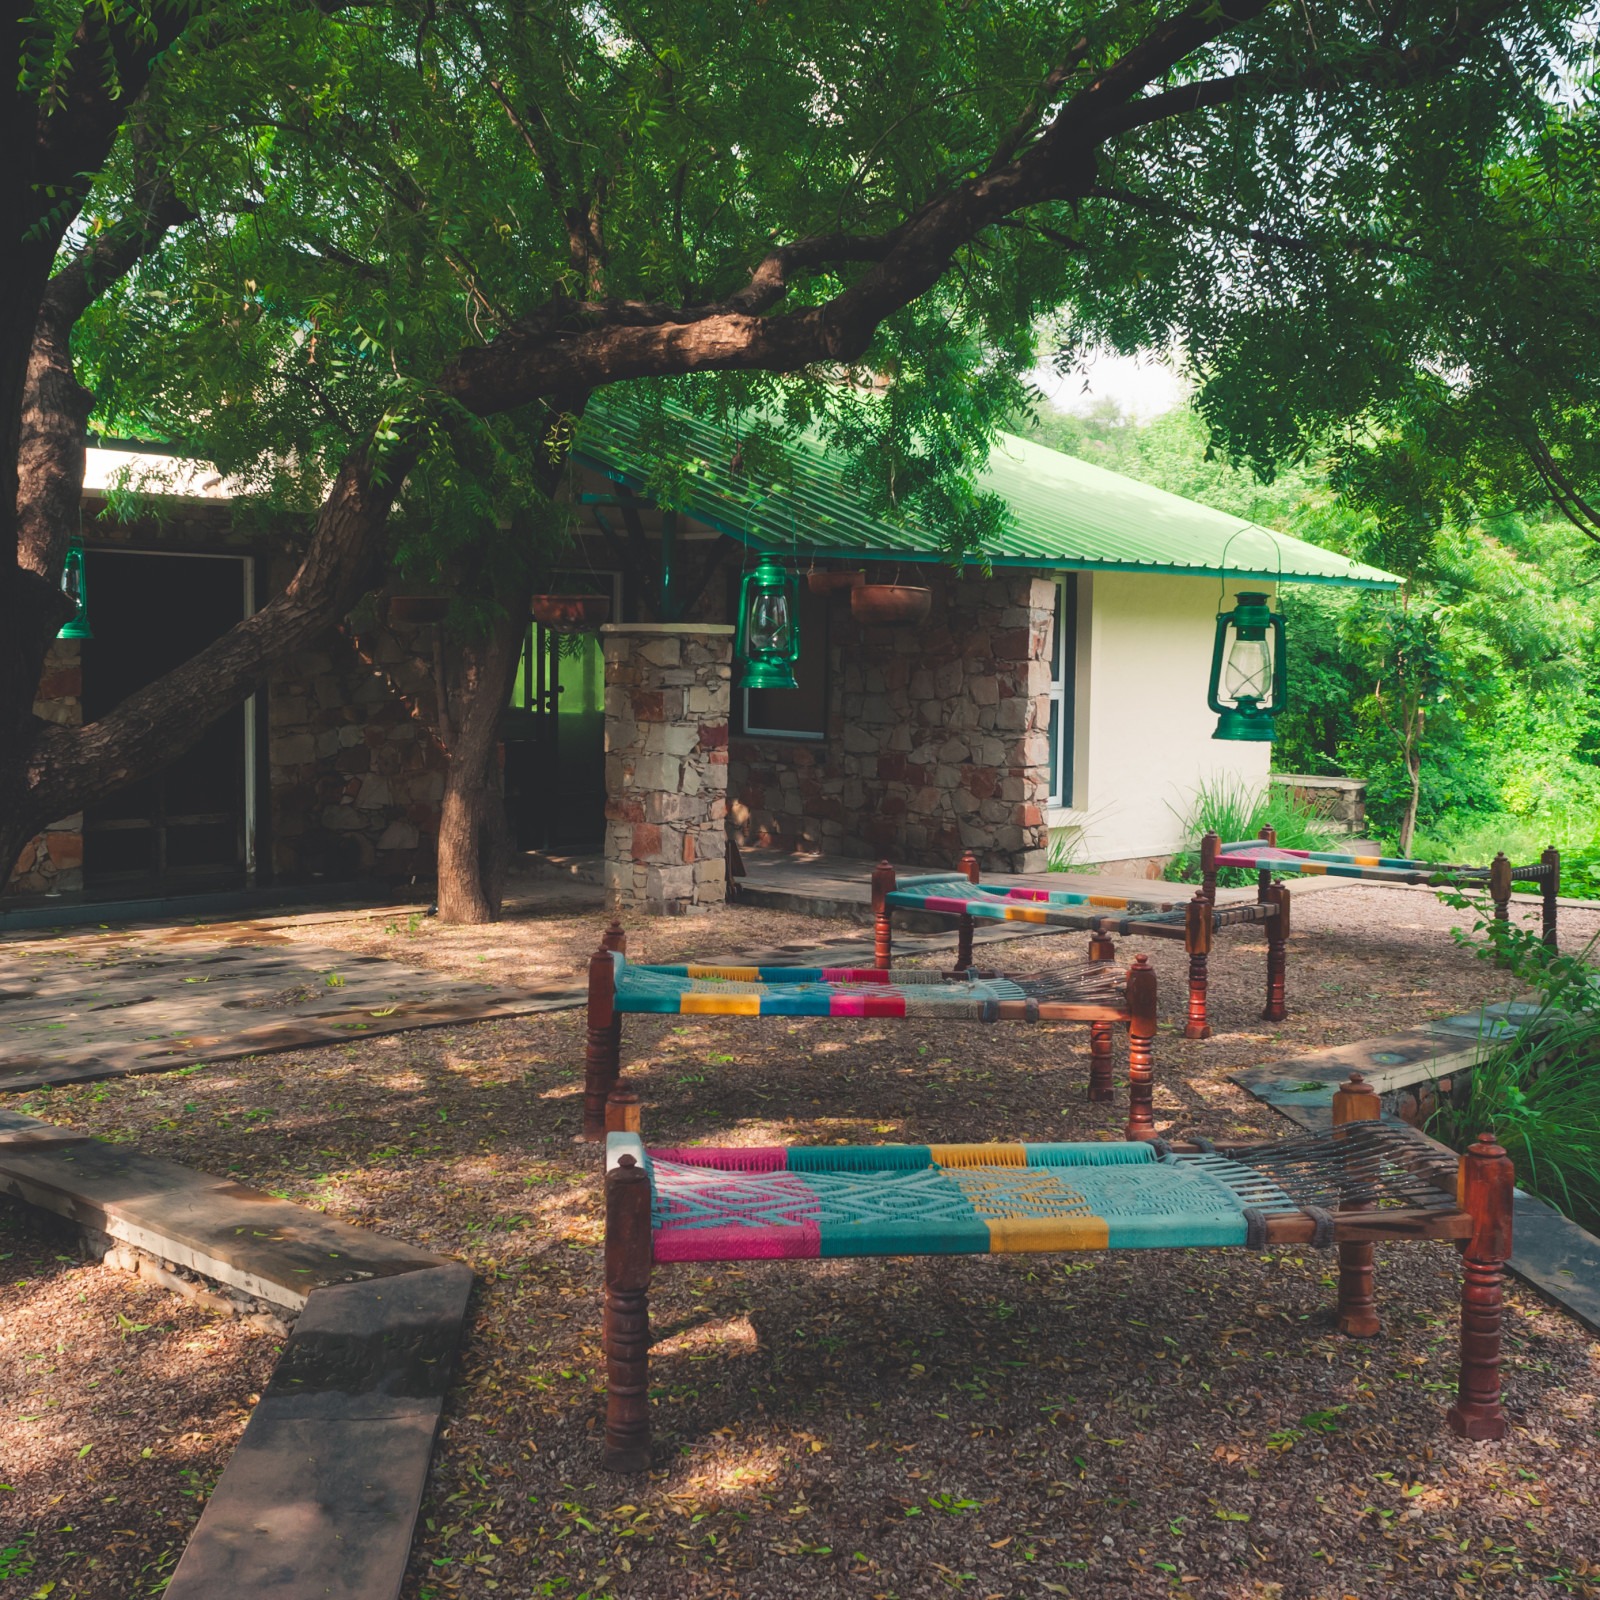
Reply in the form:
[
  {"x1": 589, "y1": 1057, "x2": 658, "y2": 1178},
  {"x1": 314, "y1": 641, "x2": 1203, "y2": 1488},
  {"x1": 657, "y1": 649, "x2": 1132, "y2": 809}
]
[
  {"x1": 503, "y1": 571, "x2": 619, "y2": 852},
  {"x1": 80, "y1": 551, "x2": 254, "y2": 895}
]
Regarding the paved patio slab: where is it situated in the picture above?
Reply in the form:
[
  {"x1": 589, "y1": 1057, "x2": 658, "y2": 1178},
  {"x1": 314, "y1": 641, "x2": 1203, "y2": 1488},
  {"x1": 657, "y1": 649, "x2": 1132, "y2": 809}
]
[{"x1": 0, "y1": 935, "x2": 551, "y2": 1092}]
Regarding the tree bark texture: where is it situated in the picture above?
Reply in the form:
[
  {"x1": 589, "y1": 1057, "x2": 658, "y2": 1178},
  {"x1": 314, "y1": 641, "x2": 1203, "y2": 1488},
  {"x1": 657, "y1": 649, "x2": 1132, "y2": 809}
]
[{"x1": 434, "y1": 587, "x2": 532, "y2": 923}]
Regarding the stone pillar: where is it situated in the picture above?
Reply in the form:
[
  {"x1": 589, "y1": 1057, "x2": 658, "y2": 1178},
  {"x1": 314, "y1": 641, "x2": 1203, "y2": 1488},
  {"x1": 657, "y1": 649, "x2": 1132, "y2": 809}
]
[{"x1": 602, "y1": 623, "x2": 733, "y2": 915}]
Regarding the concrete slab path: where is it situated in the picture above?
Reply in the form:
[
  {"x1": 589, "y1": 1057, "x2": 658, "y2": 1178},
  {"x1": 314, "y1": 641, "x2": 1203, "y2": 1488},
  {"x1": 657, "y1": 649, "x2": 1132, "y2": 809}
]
[{"x1": 0, "y1": 1106, "x2": 472, "y2": 1599}]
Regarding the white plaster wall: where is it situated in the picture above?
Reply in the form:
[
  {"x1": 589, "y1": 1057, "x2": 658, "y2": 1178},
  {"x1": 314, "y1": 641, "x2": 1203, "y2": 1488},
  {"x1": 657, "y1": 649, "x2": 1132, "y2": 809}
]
[{"x1": 1051, "y1": 571, "x2": 1273, "y2": 865}]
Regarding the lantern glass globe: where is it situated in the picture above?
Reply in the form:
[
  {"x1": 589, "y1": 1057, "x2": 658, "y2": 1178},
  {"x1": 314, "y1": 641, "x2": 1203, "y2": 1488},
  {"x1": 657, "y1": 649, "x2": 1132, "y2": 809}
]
[{"x1": 1224, "y1": 635, "x2": 1272, "y2": 701}]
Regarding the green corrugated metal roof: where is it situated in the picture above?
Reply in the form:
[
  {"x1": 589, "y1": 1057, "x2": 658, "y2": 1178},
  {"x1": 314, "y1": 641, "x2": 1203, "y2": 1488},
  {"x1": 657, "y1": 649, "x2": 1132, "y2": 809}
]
[{"x1": 574, "y1": 396, "x2": 1400, "y2": 590}]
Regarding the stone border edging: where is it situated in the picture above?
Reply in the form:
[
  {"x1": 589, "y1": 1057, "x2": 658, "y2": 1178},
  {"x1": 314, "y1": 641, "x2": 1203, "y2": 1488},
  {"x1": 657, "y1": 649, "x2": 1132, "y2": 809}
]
[{"x1": 0, "y1": 1109, "x2": 473, "y2": 1598}]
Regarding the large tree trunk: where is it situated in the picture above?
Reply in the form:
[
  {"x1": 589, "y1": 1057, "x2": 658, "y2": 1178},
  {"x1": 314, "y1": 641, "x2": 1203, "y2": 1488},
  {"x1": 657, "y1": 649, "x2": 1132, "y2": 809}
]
[
  {"x1": 1398, "y1": 704, "x2": 1424, "y2": 857},
  {"x1": 434, "y1": 590, "x2": 532, "y2": 924}
]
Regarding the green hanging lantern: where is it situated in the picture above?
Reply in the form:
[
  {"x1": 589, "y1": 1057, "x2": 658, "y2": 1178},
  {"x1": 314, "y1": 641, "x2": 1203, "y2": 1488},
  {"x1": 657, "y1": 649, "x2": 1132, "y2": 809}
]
[
  {"x1": 57, "y1": 538, "x2": 93, "y2": 640},
  {"x1": 1207, "y1": 591, "x2": 1285, "y2": 742},
  {"x1": 734, "y1": 553, "x2": 800, "y2": 690}
]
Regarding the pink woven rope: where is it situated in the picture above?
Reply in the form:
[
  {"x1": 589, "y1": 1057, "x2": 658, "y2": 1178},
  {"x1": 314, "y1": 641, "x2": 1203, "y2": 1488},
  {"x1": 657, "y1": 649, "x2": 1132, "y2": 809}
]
[
  {"x1": 656, "y1": 1222, "x2": 820, "y2": 1262},
  {"x1": 1006, "y1": 887, "x2": 1052, "y2": 901},
  {"x1": 921, "y1": 894, "x2": 973, "y2": 914},
  {"x1": 648, "y1": 1146, "x2": 789, "y2": 1172}
]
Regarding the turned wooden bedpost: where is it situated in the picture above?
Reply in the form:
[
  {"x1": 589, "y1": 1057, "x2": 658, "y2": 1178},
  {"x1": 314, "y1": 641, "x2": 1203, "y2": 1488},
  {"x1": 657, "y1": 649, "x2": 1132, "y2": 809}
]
[
  {"x1": 1183, "y1": 892, "x2": 1212, "y2": 1041},
  {"x1": 1447, "y1": 1132, "x2": 1514, "y2": 1442},
  {"x1": 584, "y1": 931, "x2": 623, "y2": 1142},
  {"x1": 955, "y1": 850, "x2": 980, "y2": 971},
  {"x1": 602, "y1": 1152, "x2": 654, "y2": 1472},
  {"x1": 1256, "y1": 823, "x2": 1277, "y2": 901},
  {"x1": 1261, "y1": 883, "x2": 1290, "y2": 1023},
  {"x1": 1489, "y1": 852, "x2": 1513, "y2": 965},
  {"x1": 1087, "y1": 925, "x2": 1117, "y2": 1082},
  {"x1": 871, "y1": 859, "x2": 896, "y2": 970},
  {"x1": 1122, "y1": 954, "x2": 1157, "y2": 1141},
  {"x1": 1541, "y1": 846, "x2": 1560, "y2": 952},
  {"x1": 1200, "y1": 830, "x2": 1221, "y2": 906},
  {"x1": 1332, "y1": 1072, "x2": 1382, "y2": 1338},
  {"x1": 605, "y1": 1088, "x2": 642, "y2": 1134}
]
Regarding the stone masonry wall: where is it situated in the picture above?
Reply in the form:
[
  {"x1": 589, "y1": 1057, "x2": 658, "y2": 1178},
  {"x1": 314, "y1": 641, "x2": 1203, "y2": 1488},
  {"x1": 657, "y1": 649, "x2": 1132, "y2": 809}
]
[
  {"x1": 728, "y1": 571, "x2": 1055, "y2": 873},
  {"x1": 265, "y1": 605, "x2": 449, "y2": 884},
  {"x1": 5, "y1": 640, "x2": 85, "y2": 896},
  {"x1": 603, "y1": 624, "x2": 732, "y2": 914}
]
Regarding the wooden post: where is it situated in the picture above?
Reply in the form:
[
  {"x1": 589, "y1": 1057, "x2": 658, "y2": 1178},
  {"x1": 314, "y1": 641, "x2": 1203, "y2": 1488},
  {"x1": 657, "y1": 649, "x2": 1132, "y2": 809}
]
[
  {"x1": 1200, "y1": 830, "x2": 1220, "y2": 906},
  {"x1": 1261, "y1": 883, "x2": 1290, "y2": 1023},
  {"x1": 1332, "y1": 1072, "x2": 1382, "y2": 1337},
  {"x1": 1087, "y1": 929, "x2": 1115, "y2": 964},
  {"x1": 953, "y1": 850, "x2": 980, "y2": 971},
  {"x1": 1489, "y1": 852, "x2": 1513, "y2": 966},
  {"x1": 1541, "y1": 846, "x2": 1560, "y2": 952},
  {"x1": 871, "y1": 859, "x2": 896, "y2": 970},
  {"x1": 1447, "y1": 1132, "x2": 1514, "y2": 1441},
  {"x1": 1256, "y1": 822, "x2": 1277, "y2": 902},
  {"x1": 584, "y1": 937, "x2": 622, "y2": 1142},
  {"x1": 606, "y1": 1088, "x2": 642, "y2": 1134},
  {"x1": 1088, "y1": 1019, "x2": 1114, "y2": 1102},
  {"x1": 1122, "y1": 954, "x2": 1157, "y2": 1141},
  {"x1": 1183, "y1": 892, "x2": 1212, "y2": 1041},
  {"x1": 602, "y1": 1152, "x2": 654, "y2": 1472}
]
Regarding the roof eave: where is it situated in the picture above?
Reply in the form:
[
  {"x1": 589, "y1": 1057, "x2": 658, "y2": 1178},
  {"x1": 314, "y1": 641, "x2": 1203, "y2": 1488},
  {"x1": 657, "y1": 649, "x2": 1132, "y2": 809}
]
[{"x1": 572, "y1": 451, "x2": 1400, "y2": 592}]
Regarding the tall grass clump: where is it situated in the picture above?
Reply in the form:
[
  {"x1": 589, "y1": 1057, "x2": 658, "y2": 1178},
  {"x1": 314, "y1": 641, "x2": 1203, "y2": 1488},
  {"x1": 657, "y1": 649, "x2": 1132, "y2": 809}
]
[
  {"x1": 1164, "y1": 775, "x2": 1342, "y2": 887},
  {"x1": 1429, "y1": 892, "x2": 1600, "y2": 1233}
]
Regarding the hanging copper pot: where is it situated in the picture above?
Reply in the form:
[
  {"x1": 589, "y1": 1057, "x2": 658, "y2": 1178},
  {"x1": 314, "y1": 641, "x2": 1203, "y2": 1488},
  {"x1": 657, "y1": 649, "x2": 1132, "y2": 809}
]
[
  {"x1": 806, "y1": 570, "x2": 866, "y2": 594},
  {"x1": 531, "y1": 593, "x2": 612, "y2": 632},
  {"x1": 387, "y1": 596, "x2": 449, "y2": 624},
  {"x1": 851, "y1": 584, "x2": 932, "y2": 625}
]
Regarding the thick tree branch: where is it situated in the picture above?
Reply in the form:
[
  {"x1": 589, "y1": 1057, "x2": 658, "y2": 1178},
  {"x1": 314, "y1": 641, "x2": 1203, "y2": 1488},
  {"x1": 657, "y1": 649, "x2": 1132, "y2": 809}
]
[
  {"x1": 1527, "y1": 433, "x2": 1600, "y2": 544},
  {"x1": 23, "y1": 431, "x2": 421, "y2": 824}
]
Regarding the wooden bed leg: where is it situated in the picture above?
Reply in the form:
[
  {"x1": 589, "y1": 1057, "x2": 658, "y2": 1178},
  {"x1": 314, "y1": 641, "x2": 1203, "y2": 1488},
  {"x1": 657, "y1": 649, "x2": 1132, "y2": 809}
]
[
  {"x1": 1262, "y1": 883, "x2": 1289, "y2": 1023},
  {"x1": 1184, "y1": 892, "x2": 1212, "y2": 1040},
  {"x1": 603, "y1": 1152, "x2": 654, "y2": 1472},
  {"x1": 606, "y1": 1088, "x2": 642, "y2": 1134},
  {"x1": 952, "y1": 850, "x2": 980, "y2": 972},
  {"x1": 1333, "y1": 1073, "x2": 1382, "y2": 1337},
  {"x1": 585, "y1": 934, "x2": 623, "y2": 1142},
  {"x1": 1447, "y1": 1132, "x2": 1514, "y2": 1441},
  {"x1": 1088, "y1": 1022, "x2": 1114, "y2": 1102},
  {"x1": 1122, "y1": 954, "x2": 1157, "y2": 1140},
  {"x1": 1542, "y1": 846, "x2": 1560, "y2": 953},
  {"x1": 1256, "y1": 823, "x2": 1276, "y2": 902},
  {"x1": 1088, "y1": 929, "x2": 1115, "y2": 965},
  {"x1": 872, "y1": 859, "x2": 896, "y2": 970},
  {"x1": 1199, "y1": 830, "x2": 1220, "y2": 907},
  {"x1": 1490, "y1": 853, "x2": 1512, "y2": 966}
]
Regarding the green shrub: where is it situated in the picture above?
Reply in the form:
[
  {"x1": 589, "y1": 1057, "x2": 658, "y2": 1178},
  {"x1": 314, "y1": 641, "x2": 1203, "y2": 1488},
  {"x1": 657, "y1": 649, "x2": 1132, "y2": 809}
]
[
  {"x1": 1428, "y1": 893, "x2": 1600, "y2": 1233},
  {"x1": 1163, "y1": 775, "x2": 1341, "y2": 887}
]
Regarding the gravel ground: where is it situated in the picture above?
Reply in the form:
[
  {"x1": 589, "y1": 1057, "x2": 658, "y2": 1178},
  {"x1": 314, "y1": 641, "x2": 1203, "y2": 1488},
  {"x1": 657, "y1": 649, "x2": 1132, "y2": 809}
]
[
  {"x1": 0, "y1": 1205, "x2": 278, "y2": 1597},
  {"x1": 2, "y1": 883, "x2": 1597, "y2": 1600}
]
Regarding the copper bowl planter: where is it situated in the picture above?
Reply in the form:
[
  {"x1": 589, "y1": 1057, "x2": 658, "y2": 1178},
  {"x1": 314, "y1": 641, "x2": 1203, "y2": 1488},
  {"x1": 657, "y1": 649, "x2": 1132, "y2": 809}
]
[
  {"x1": 807, "y1": 571, "x2": 866, "y2": 594},
  {"x1": 850, "y1": 584, "x2": 932, "y2": 625},
  {"x1": 531, "y1": 594, "x2": 612, "y2": 632},
  {"x1": 387, "y1": 596, "x2": 450, "y2": 624}
]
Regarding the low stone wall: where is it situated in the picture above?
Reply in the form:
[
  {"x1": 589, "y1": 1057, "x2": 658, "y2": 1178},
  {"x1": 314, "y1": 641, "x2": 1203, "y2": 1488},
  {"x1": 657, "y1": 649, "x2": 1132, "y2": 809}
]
[
  {"x1": 1270, "y1": 773, "x2": 1367, "y2": 834},
  {"x1": 603, "y1": 624, "x2": 732, "y2": 914}
]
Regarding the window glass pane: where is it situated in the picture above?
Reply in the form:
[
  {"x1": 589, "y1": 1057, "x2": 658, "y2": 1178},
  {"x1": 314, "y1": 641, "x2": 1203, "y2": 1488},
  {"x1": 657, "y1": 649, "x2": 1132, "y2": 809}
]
[
  {"x1": 1047, "y1": 696, "x2": 1061, "y2": 807},
  {"x1": 745, "y1": 583, "x2": 828, "y2": 736}
]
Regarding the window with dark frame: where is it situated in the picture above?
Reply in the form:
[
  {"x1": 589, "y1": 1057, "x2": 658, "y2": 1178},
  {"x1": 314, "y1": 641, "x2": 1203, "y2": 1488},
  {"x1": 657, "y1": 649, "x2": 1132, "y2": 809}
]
[
  {"x1": 1046, "y1": 574, "x2": 1077, "y2": 808},
  {"x1": 741, "y1": 580, "x2": 830, "y2": 739}
]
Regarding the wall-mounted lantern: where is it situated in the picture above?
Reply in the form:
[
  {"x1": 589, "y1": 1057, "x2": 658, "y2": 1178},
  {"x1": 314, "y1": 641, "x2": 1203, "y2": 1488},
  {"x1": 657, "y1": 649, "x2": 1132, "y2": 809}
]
[
  {"x1": 57, "y1": 539, "x2": 92, "y2": 640},
  {"x1": 734, "y1": 553, "x2": 800, "y2": 690},
  {"x1": 1207, "y1": 590, "x2": 1285, "y2": 741}
]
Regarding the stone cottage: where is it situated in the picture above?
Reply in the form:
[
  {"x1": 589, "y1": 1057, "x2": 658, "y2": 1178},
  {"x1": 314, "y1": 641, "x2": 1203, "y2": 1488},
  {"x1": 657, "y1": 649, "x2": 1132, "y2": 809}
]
[{"x1": 9, "y1": 403, "x2": 1396, "y2": 910}]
